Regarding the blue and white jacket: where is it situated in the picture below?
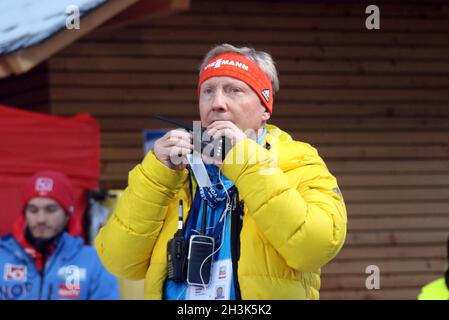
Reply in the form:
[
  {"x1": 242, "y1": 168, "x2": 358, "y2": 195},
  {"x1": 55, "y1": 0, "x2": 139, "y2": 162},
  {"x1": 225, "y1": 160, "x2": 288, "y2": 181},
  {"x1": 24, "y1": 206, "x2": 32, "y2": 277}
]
[{"x1": 0, "y1": 232, "x2": 120, "y2": 300}]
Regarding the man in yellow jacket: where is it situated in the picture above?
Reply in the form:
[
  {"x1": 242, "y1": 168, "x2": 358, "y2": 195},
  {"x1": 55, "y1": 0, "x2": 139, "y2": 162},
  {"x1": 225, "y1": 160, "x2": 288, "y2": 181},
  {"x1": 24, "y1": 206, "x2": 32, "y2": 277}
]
[{"x1": 95, "y1": 43, "x2": 347, "y2": 300}]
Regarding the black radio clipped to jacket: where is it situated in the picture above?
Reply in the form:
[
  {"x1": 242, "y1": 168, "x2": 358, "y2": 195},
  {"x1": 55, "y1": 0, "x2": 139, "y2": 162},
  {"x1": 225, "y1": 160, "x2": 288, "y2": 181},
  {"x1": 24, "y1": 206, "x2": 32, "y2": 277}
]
[
  {"x1": 167, "y1": 199, "x2": 215, "y2": 286},
  {"x1": 152, "y1": 114, "x2": 232, "y2": 162},
  {"x1": 167, "y1": 200, "x2": 188, "y2": 281},
  {"x1": 192, "y1": 126, "x2": 232, "y2": 162}
]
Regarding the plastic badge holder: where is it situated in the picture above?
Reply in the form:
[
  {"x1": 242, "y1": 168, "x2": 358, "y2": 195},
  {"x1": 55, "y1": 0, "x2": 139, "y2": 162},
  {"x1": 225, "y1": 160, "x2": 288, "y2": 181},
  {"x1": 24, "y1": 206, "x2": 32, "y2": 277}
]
[{"x1": 186, "y1": 153, "x2": 212, "y2": 188}]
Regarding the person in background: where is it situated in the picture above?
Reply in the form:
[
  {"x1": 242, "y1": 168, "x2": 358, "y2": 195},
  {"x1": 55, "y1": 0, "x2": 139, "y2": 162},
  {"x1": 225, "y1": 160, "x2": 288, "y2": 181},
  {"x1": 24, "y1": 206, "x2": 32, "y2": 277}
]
[
  {"x1": 418, "y1": 236, "x2": 449, "y2": 300},
  {"x1": 0, "y1": 170, "x2": 120, "y2": 300}
]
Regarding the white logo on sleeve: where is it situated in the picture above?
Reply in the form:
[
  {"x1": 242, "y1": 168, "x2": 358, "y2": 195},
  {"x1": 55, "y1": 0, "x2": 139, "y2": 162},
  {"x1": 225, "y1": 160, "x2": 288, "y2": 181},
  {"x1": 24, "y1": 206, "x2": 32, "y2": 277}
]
[{"x1": 4, "y1": 264, "x2": 27, "y2": 282}]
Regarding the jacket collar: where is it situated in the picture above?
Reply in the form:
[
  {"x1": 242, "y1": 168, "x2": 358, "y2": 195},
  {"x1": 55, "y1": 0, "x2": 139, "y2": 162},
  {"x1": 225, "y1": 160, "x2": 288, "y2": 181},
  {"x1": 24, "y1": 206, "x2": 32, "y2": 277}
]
[{"x1": 1, "y1": 228, "x2": 83, "y2": 264}]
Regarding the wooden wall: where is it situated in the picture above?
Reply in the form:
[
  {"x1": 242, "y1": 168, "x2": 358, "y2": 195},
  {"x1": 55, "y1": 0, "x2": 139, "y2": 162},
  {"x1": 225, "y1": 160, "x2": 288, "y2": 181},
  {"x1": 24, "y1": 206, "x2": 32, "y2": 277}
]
[{"x1": 17, "y1": 0, "x2": 449, "y2": 299}]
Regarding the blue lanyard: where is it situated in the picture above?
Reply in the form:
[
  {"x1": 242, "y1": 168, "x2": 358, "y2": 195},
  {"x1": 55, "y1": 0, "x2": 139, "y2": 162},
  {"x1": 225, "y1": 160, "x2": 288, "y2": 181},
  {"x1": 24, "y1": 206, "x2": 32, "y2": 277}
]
[
  {"x1": 185, "y1": 127, "x2": 266, "y2": 247},
  {"x1": 185, "y1": 186, "x2": 234, "y2": 247}
]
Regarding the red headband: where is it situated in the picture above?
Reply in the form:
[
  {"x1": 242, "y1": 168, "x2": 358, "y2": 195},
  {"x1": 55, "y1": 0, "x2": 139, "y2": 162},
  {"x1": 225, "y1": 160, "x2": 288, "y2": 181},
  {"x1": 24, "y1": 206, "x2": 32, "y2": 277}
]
[{"x1": 198, "y1": 53, "x2": 274, "y2": 114}]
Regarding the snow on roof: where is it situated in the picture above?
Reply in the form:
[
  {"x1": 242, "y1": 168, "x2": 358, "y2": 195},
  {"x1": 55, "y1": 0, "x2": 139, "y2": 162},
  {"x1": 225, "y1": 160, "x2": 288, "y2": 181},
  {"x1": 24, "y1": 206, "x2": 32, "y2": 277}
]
[{"x1": 0, "y1": 0, "x2": 107, "y2": 55}]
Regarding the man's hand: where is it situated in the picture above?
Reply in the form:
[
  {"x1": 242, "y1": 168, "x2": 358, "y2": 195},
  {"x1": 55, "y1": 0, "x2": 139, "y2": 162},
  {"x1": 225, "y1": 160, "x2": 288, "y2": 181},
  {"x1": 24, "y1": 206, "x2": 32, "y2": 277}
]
[
  {"x1": 153, "y1": 129, "x2": 193, "y2": 170},
  {"x1": 203, "y1": 121, "x2": 249, "y2": 167},
  {"x1": 206, "y1": 121, "x2": 248, "y2": 148}
]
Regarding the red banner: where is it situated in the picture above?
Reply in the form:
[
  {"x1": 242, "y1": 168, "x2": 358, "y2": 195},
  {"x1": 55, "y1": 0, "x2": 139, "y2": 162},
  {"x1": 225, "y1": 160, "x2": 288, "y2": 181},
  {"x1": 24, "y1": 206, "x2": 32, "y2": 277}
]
[{"x1": 0, "y1": 105, "x2": 100, "y2": 237}]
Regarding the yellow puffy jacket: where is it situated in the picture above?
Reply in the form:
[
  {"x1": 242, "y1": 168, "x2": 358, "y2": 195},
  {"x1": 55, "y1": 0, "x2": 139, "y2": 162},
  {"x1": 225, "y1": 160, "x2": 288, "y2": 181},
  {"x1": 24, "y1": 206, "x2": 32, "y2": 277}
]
[
  {"x1": 418, "y1": 278, "x2": 449, "y2": 300},
  {"x1": 418, "y1": 265, "x2": 449, "y2": 300},
  {"x1": 95, "y1": 124, "x2": 347, "y2": 300}
]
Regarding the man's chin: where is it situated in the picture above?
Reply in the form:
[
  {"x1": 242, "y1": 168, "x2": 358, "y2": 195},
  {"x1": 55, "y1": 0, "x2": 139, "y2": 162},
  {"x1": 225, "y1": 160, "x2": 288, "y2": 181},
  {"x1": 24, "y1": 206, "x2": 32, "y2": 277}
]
[{"x1": 31, "y1": 233, "x2": 53, "y2": 240}]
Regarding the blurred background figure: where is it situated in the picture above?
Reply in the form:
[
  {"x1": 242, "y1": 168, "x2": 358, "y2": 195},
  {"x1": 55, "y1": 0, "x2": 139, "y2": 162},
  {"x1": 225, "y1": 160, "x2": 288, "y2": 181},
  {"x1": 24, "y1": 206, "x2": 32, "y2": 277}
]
[
  {"x1": 418, "y1": 236, "x2": 449, "y2": 300},
  {"x1": 0, "y1": 170, "x2": 120, "y2": 300}
]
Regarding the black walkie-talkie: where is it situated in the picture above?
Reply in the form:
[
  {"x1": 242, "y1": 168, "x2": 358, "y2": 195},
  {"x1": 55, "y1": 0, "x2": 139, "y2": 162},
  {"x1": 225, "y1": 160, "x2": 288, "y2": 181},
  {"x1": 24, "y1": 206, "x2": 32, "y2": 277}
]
[
  {"x1": 167, "y1": 200, "x2": 188, "y2": 281},
  {"x1": 151, "y1": 114, "x2": 232, "y2": 162}
]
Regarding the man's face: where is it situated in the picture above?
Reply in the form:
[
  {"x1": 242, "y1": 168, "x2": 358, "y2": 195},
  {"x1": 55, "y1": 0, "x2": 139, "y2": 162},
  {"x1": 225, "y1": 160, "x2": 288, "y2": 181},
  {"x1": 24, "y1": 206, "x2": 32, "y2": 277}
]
[
  {"x1": 24, "y1": 198, "x2": 69, "y2": 240},
  {"x1": 199, "y1": 76, "x2": 270, "y2": 133}
]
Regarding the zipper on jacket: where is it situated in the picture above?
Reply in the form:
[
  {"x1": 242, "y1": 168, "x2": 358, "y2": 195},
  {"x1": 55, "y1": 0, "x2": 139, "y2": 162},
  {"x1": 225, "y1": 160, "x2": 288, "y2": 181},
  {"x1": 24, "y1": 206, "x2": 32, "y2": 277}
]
[
  {"x1": 38, "y1": 255, "x2": 47, "y2": 300},
  {"x1": 47, "y1": 283, "x2": 53, "y2": 300},
  {"x1": 39, "y1": 239, "x2": 66, "y2": 300}
]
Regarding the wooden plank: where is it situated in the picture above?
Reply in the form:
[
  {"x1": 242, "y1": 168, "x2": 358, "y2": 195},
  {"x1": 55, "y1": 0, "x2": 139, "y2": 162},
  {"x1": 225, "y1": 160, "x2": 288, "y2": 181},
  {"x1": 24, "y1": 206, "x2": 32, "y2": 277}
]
[
  {"x1": 101, "y1": 132, "x2": 143, "y2": 146},
  {"x1": 336, "y1": 245, "x2": 446, "y2": 260},
  {"x1": 348, "y1": 216, "x2": 449, "y2": 231},
  {"x1": 322, "y1": 258, "x2": 446, "y2": 274},
  {"x1": 140, "y1": 15, "x2": 449, "y2": 32},
  {"x1": 101, "y1": 163, "x2": 136, "y2": 179},
  {"x1": 320, "y1": 145, "x2": 449, "y2": 159},
  {"x1": 327, "y1": 160, "x2": 449, "y2": 174},
  {"x1": 48, "y1": 57, "x2": 449, "y2": 74},
  {"x1": 338, "y1": 174, "x2": 449, "y2": 187},
  {"x1": 321, "y1": 273, "x2": 442, "y2": 290},
  {"x1": 320, "y1": 288, "x2": 420, "y2": 300},
  {"x1": 294, "y1": 132, "x2": 449, "y2": 145},
  {"x1": 345, "y1": 231, "x2": 449, "y2": 246},
  {"x1": 188, "y1": 2, "x2": 449, "y2": 18},
  {"x1": 347, "y1": 202, "x2": 449, "y2": 216},
  {"x1": 100, "y1": 179, "x2": 128, "y2": 190},
  {"x1": 48, "y1": 57, "x2": 199, "y2": 72},
  {"x1": 59, "y1": 42, "x2": 449, "y2": 60},
  {"x1": 344, "y1": 188, "x2": 449, "y2": 202},
  {"x1": 50, "y1": 72, "x2": 197, "y2": 87},
  {"x1": 87, "y1": 29, "x2": 449, "y2": 46},
  {"x1": 101, "y1": 147, "x2": 142, "y2": 160}
]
